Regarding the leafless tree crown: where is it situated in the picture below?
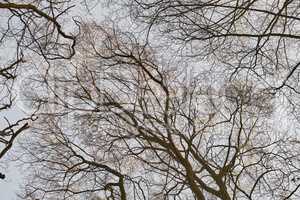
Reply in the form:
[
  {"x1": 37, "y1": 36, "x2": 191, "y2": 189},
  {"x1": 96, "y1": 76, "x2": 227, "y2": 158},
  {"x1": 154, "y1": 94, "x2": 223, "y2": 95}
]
[{"x1": 2, "y1": 1, "x2": 300, "y2": 200}]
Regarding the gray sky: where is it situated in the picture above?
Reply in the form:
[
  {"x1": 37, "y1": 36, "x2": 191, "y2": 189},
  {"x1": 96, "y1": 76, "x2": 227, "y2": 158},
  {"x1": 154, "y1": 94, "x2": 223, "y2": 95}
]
[{"x1": 0, "y1": 163, "x2": 22, "y2": 200}]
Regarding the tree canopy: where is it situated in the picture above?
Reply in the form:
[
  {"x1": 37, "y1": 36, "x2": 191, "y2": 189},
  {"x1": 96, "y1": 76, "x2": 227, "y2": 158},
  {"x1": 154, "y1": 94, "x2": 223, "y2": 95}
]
[{"x1": 1, "y1": 0, "x2": 300, "y2": 200}]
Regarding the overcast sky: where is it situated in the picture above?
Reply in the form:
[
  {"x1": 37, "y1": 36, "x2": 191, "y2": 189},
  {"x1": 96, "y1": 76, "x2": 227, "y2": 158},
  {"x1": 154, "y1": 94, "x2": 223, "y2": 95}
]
[{"x1": 0, "y1": 164, "x2": 22, "y2": 200}]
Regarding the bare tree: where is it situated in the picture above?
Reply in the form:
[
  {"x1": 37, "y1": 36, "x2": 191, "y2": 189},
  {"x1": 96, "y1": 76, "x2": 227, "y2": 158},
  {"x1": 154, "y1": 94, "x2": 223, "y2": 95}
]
[
  {"x1": 17, "y1": 20, "x2": 300, "y2": 200},
  {"x1": 0, "y1": 0, "x2": 78, "y2": 161},
  {"x1": 116, "y1": 0, "x2": 300, "y2": 93}
]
